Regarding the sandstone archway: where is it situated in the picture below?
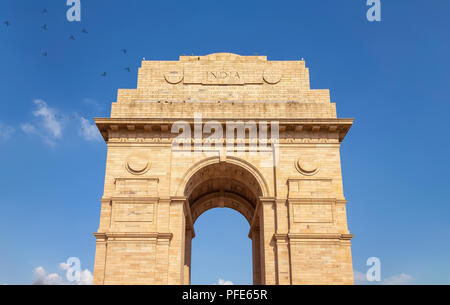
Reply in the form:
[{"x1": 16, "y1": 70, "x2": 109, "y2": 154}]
[
  {"x1": 182, "y1": 161, "x2": 265, "y2": 284},
  {"x1": 93, "y1": 53, "x2": 355, "y2": 285}
]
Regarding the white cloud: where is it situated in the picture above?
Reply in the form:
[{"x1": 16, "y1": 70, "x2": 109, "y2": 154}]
[
  {"x1": 20, "y1": 123, "x2": 37, "y2": 134},
  {"x1": 21, "y1": 100, "x2": 63, "y2": 146},
  {"x1": 217, "y1": 279, "x2": 234, "y2": 285},
  {"x1": 78, "y1": 117, "x2": 101, "y2": 141},
  {"x1": 33, "y1": 266, "x2": 65, "y2": 285},
  {"x1": 33, "y1": 264, "x2": 93, "y2": 285},
  {"x1": 354, "y1": 270, "x2": 414, "y2": 285},
  {"x1": 0, "y1": 122, "x2": 14, "y2": 141},
  {"x1": 58, "y1": 261, "x2": 93, "y2": 285},
  {"x1": 21, "y1": 99, "x2": 102, "y2": 146},
  {"x1": 382, "y1": 273, "x2": 413, "y2": 285},
  {"x1": 32, "y1": 99, "x2": 62, "y2": 139},
  {"x1": 21, "y1": 122, "x2": 56, "y2": 147},
  {"x1": 78, "y1": 269, "x2": 94, "y2": 285},
  {"x1": 58, "y1": 262, "x2": 70, "y2": 270}
]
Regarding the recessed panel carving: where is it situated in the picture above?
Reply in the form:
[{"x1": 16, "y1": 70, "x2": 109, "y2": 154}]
[
  {"x1": 115, "y1": 178, "x2": 159, "y2": 197},
  {"x1": 113, "y1": 202, "x2": 154, "y2": 222},
  {"x1": 183, "y1": 62, "x2": 264, "y2": 85}
]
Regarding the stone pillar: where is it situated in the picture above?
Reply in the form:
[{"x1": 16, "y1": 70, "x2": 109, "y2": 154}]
[
  {"x1": 274, "y1": 199, "x2": 291, "y2": 284},
  {"x1": 274, "y1": 234, "x2": 291, "y2": 284},
  {"x1": 97, "y1": 198, "x2": 112, "y2": 231},
  {"x1": 250, "y1": 226, "x2": 261, "y2": 285},
  {"x1": 155, "y1": 235, "x2": 170, "y2": 284},
  {"x1": 288, "y1": 234, "x2": 353, "y2": 284},
  {"x1": 93, "y1": 198, "x2": 111, "y2": 285},
  {"x1": 154, "y1": 198, "x2": 171, "y2": 284},
  {"x1": 339, "y1": 237, "x2": 354, "y2": 284},
  {"x1": 259, "y1": 197, "x2": 277, "y2": 285},
  {"x1": 168, "y1": 197, "x2": 187, "y2": 284},
  {"x1": 184, "y1": 228, "x2": 193, "y2": 284},
  {"x1": 92, "y1": 233, "x2": 107, "y2": 285}
]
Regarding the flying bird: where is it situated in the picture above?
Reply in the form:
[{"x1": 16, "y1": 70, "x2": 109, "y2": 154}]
[
  {"x1": 101, "y1": 72, "x2": 107, "y2": 77},
  {"x1": 42, "y1": 8, "x2": 48, "y2": 14},
  {"x1": 41, "y1": 24, "x2": 47, "y2": 31},
  {"x1": 121, "y1": 49, "x2": 127, "y2": 54},
  {"x1": 69, "y1": 35, "x2": 75, "y2": 40},
  {"x1": 82, "y1": 28, "x2": 88, "y2": 34},
  {"x1": 124, "y1": 67, "x2": 131, "y2": 72},
  {"x1": 42, "y1": 51, "x2": 48, "y2": 57},
  {"x1": 4, "y1": 21, "x2": 10, "y2": 27}
]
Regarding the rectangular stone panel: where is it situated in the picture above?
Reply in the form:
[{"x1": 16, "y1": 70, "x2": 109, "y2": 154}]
[
  {"x1": 293, "y1": 202, "x2": 333, "y2": 223},
  {"x1": 288, "y1": 178, "x2": 333, "y2": 198},
  {"x1": 114, "y1": 178, "x2": 159, "y2": 197},
  {"x1": 290, "y1": 241, "x2": 344, "y2": 284},
  {"x1": 113, "y1": 202, "x2": 154, "y2": 222},
  {"x1": 183, "y1": 62, "x2": 264, "y2": 85},
  {"x1": 104, "y1": 241, "x2": 156, "y2": 285}
]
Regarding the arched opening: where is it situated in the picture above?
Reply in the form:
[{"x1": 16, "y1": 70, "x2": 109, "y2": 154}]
[
  {"x1": 183, "y1": 161, "x2": 264, "y2": 285},
  {"x1": 191, "y1": 208, "x2": 252, "y2": 285}
]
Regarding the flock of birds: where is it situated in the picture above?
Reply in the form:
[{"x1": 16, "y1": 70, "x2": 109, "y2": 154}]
[{"x1": 2, "y1": 8, "x2": 132, "y2": 77}]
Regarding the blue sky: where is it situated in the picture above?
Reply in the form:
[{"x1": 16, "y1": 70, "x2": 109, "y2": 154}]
[{"x1": 0, "y1": 0, "x2": 449, "y2": 285}]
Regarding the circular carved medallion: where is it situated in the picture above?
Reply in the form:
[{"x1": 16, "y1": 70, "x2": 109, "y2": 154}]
[
  {"x1": 263, "y1": 70, "x2": 282, "y2": 84},
  {"x1": 126, "y1": 154, "x2": 150, "y2": 175},
  {"x1": 164, "y1": 70, "x2": 184, "y2": 84},
  {"x1": 295, "y1": 158, "x2": 319, "y2": 176}
]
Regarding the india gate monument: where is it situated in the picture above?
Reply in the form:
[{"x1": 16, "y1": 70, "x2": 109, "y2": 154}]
[{"x1": 92, "y1": 53, "x2": 354, "y2": 285}]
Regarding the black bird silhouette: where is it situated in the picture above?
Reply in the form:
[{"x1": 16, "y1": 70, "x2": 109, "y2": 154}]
[
  {"x1": 121, "y1": 49, "x2": 127, "y2": 54},
  {"x1": 42, "y1": 51, "x2": 48, "y2": 57},
  {"x1": 82, "y1": 28, "x2": 88, "y2": 34},
  {"x1": 42, "y1": 9, "x2": 48, "y2": 14},
  {"x1": 125, "y1": 67, "x2": 131, "y2": 72},
  {"x1": 101, "y1": 72, "x2": 107, "y2": 77},
  {"x1": 4, "y1": 21, "x2": 10, "y2": 27},
  {"x1": 69, "y1": 35, "x2": 75, "y2": 40},
  {"x1": 41, "y1": 24, "x2": 47, "y2": 31}
]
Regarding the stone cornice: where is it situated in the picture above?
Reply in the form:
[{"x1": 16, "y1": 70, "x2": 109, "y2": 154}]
[
  {"x1": 288, "y1": 233, "x2": 353, "y2": 241},
  {"x1": 95, "y1": 117, "x2": 353, "y2": 143},
  {"x1": 287, "y1": 198, "x2": 348, "y2": 205},
  {"x1": 115, "y1": 177, "x2": 159, "y2": 182},
  {"x1": 107, "y1": 196, "x2": 160, "y2": 202},
  {"x1": 169, "y1": 196, "x2": 188, "y2": 203},
  {"x1": 259, "y1": 196, "x2": 277, "y2": 203},
  {"x1": 93, "y1": 232, "x2": 173, "y2": 241},
  {"x1": 273, "y1": 233, "x2": 289, "y2": 242},
  {"x1": 287, "y1": 197, "x2": 336, "y2": 204}
]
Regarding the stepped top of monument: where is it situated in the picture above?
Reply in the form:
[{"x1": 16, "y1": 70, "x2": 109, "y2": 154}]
[
  {"x1": 177, "y1": 53, "x2": 268, "y2": 62},
  {"x1": 108, "y1": 53, "x2": 341, "y2": 120}
]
